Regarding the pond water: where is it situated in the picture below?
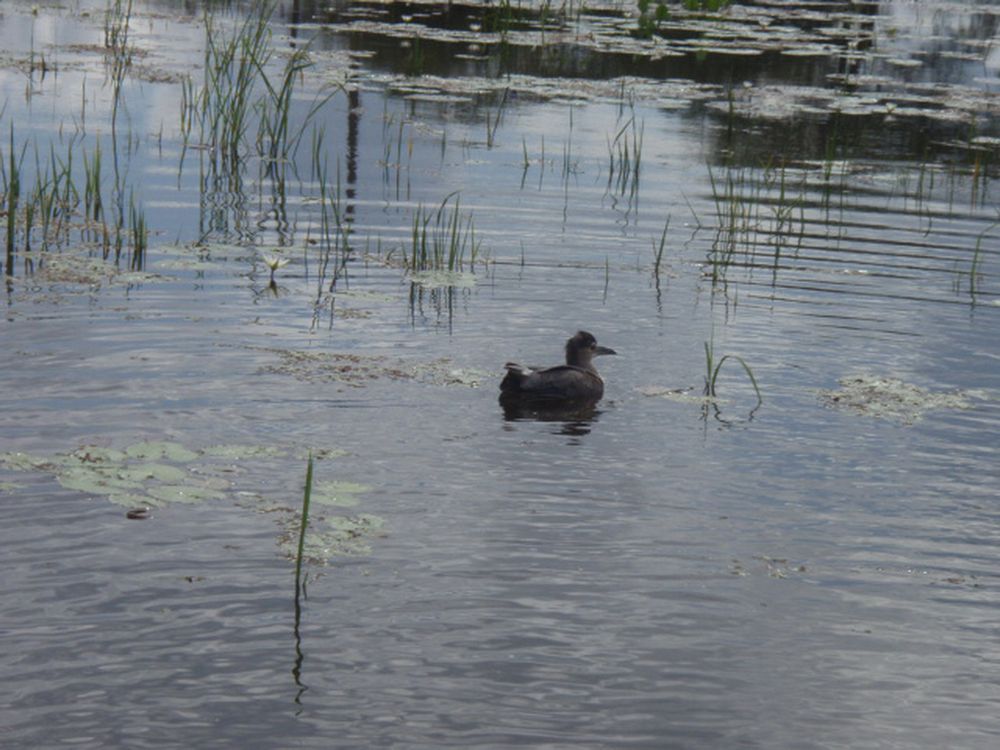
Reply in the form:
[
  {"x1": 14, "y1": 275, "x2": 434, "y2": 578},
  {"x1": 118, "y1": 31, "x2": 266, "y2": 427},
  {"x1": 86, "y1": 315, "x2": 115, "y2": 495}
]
[{"x1": 2, "y1": 0, "x2": 999, "y2": 747}]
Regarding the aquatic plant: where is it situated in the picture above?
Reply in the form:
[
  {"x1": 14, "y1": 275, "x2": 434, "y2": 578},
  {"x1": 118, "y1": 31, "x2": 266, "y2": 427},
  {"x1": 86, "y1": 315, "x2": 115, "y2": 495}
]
[
  {"x1": 189, "y1": 0, "x2": 336, "y2": 176},
  {"x1": 703, "y1": 339, "x2": 762, "y2": 406},
  {"x1": 706, "y1": 159, "x2": 807, "y2": 289},
  {"x1": 820, "y1": 375, "x2": 975, "y2": 424},
  {"x1": 653, "y1": 216, "x2": 670, "y2": 278},
  {"x1": 407, "y1": 192, "x2": 482, "y2": 273},
  {"x1": 128, "y1": 192, "x2": 147, "y2": 268},
  {"x1": 486, "y1": 88, "x2": 510, "y2": 148},
  {"x1": 101, "y1": 0, "x2": 135, "y2": 140},
  {"x1": 607, "y1": 110, "x2": 643, "y2": 197},
  {"x1": 83, "y1": 144, "x2": 104, "y2": 224},
  {"x1": 262, "y1": 252, "x2": 290, "y2": 283},
  {"x1": 968, "y1": 214, "x2": 999, "y2": 300},
  {"x1": 3, "y1": 126, "x2": 22, "y2": 265},
  {"x1": 294, "y1": 454, "x2": 314, "y2": 597},
  {"x1": 635, "y1": 0, "x2": 669, "y2": 39}
]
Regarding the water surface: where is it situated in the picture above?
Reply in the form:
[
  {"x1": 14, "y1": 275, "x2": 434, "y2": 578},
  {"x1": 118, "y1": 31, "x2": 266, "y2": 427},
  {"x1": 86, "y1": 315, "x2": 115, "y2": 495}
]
[{"x1": 1, "y1": 1, "x2": 999, "y2": 747}]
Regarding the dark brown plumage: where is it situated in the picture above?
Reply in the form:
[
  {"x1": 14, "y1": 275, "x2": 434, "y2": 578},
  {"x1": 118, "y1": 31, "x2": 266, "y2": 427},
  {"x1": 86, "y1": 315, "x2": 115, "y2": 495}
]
[{"x1": 499, "y1": 331, "x2": 616, "y2": 403}]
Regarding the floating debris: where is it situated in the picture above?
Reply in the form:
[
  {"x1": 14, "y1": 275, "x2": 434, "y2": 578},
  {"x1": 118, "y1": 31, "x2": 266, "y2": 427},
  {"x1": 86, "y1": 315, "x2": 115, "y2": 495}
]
[
  {"x1": 819, "y1": 375, "x2": 977, "y2": 424},
  {"x1": 408, "y1": 270, "x2": 477, "y2": 288},
  {"x1": 25, "y1": 254, "x2": 166, "y2": 288},
  {"x1": 637, "y1": 385, "x2": 706, "y2": 403},
  {"x1": 258, "y1": 347, "x2": 488, "y2": 388}
]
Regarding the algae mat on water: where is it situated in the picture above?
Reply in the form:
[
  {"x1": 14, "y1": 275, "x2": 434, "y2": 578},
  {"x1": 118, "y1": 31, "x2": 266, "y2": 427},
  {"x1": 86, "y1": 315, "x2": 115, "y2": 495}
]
[{"x1": 819, "y1": 375, "x2": 987, "y2": 425}]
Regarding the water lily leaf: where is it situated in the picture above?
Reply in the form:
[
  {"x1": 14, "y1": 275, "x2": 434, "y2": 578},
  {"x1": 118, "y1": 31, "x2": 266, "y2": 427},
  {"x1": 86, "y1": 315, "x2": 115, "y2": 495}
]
[
  {"x1": 147, "y1": 485, "x2": 226, "y2": 504},
  {"x1": 201, "y1": 444, "x2": 287, "y2": 460},
  {"x1": 57, "y1": 466, "x2": 142, "y2": 495},
  {"x1": 312, "y1": 480, "x2": 371, "y2": 507},
  {"x1": 329, "y1": 513, "x2": 384, "y2": 535},
  {"x1": 124, "y1": 441, "x2": 200, "y2": 462},
  {"x1": 118, "y1": 463, "x2": 188, "y2": 483},
  {"x1": 0, "y1": 482, "x2": 23, "y2": 493},
  {"x1": 0, "y1": 451, "x2": 60, "y2": 472},
  {"x1": 280, "y1": 513, "x2": 385, "y2": 561},
  {"x1": 107, "y1": 492, "x2": 159, "y2": 508},
  {"x1": 295, "y1": 447, "x2": 349, "y2": 461},
  {"x1": 71, "y1": 446, "x2": 127, "y2": 464}
]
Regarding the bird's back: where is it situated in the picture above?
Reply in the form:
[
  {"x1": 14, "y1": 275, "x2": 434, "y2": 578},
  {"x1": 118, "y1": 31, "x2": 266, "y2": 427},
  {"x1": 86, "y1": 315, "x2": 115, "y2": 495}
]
[{"x1": 500, "y1": 363, "x2": 604, "y2": 401}]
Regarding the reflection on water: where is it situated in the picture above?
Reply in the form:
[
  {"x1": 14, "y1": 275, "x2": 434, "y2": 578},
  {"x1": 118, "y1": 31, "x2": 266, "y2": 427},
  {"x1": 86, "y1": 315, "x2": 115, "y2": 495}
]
[
  {"x1": 1, "y1": 0, "x2": 1000, "y2": 748},
  {"x1": 499, "y1": 395, "x2": 601, "y2": 437}
]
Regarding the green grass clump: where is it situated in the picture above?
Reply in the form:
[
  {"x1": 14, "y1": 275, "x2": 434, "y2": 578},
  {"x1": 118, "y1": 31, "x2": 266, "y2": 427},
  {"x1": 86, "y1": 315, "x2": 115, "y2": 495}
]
[{"x1": 407, "y1": 192, "x2": 481, "y2": 272}]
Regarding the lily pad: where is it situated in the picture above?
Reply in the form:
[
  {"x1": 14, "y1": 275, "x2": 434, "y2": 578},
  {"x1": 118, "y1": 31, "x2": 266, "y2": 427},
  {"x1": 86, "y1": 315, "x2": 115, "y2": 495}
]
[
  {"x1": 119, "y1": 463, "x2": 188, "y2": 483},
  {"x1": 124, "y1": 441, "x2": 200, "y2": 462},
  {"x1": 201, "y1": 444, "x2": 288, "y2": 460},
  {"x1": 312, "y1": 480, "x2": 371, "y2": 507},
  {"x1": 71, "y1": 446, "x2": 127, "y2": 464},
  {"x1": 147, "y1": 484, "x2": 227, "y2": 504},
  {"x1": 281, "y1": 513, "x2": 386, "y2": 561},
  {"x1": 107, "y1": 492, "x2": 159, "y2": 508},
  {"x1": 57, "y1": 466, "x2": 142, "y2": 494},
  {"x1": 0, "y1": 451, "x2": 59, "y2": 472}
]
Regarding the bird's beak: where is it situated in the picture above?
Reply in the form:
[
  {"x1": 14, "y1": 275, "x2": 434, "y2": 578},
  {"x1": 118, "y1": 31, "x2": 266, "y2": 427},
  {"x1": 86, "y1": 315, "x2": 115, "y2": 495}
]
[{"x1": 594, "y1": 346, "x2": 617, "y2": 356}]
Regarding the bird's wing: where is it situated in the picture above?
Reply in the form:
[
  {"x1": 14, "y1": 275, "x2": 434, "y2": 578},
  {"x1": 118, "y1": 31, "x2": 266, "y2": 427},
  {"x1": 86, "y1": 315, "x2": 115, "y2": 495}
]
[{"x1": 514, "y1": 365, "x2": 601, "y2": 398}]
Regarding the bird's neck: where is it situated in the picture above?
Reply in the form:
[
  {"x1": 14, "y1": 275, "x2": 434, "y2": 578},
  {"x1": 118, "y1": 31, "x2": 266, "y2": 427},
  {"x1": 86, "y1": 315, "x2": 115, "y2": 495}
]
[{"x1": 566, "y1": 354, "x2": 596, "y2": 371}]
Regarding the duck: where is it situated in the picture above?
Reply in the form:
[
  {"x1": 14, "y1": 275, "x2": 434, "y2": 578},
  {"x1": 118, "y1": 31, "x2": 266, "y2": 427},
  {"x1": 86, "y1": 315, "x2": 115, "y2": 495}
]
[{"x1": 499, "y1": 331, "x2": 617, "y2": 403}]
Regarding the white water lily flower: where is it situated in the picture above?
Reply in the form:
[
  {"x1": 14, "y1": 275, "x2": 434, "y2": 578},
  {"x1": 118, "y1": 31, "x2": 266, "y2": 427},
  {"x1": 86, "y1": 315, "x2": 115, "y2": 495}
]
[{"x1": 261, "y1": 253, "x2": 290, "y2": 272}]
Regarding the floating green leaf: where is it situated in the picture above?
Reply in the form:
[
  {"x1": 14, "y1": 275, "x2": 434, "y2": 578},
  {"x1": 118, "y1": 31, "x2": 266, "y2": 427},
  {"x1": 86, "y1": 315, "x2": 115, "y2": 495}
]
[
  {"x1": 120, "y1": 463, "x2": 188, "y2": 483},
  {"x1": 71, "y1": 446, "x2": 127, "y2": 464},
  {"x1": 0, "y1": 451, "x2": 59, "y2": 472},
  {"x1": 124, "y1": 441, "x2": 200, "y2": 462},
  {"x1": 280, "y1": 513, "x2": 385, "y2": 561},
  {"x1": 57, "y1": 466, "x2": 142, "y2": 494},
  {"x1": 147, "y1": 485, "x2": 227, "y2": 504},
  {"x1": 107, "y1": 492, "x2": 158, "y2": 508},
  {"x1": 201, "y1": 444, "x2": 288, "y2": 460},
  {"x1": 312, "y1": 480, "x2": 371, "y2": 507}
]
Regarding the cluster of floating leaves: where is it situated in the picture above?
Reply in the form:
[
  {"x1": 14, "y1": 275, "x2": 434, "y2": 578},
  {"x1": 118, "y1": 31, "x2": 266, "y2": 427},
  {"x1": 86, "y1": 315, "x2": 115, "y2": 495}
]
[
  {"x1": 258, "y1": 347, "x2": 489, "y2": 388},
  {"x1": 0, "y1": 441, "x2": 224, "y2": 510},
  {"x1": 278, "y1": 471, "x2": 386, "y2": 564},
  {"x1": 819, "y1": 375, "x2": 978, "y2": 424},
  {"x1": 0, "y1": 441, "x2": 382, "y2": 563}
]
